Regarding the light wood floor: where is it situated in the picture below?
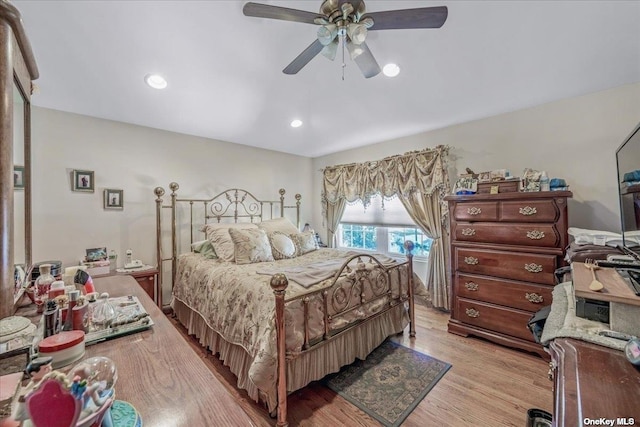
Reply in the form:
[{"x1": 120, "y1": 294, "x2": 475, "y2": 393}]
[{"x1": 170, "y1": 305, "x2": 553, "y2": 426}]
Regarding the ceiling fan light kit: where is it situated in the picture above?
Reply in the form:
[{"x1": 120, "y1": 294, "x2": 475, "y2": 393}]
[{"x1": 243, "y1": 0, "x2": 448, "y2": 79}]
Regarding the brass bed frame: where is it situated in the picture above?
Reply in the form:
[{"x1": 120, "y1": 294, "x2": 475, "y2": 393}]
[{"x1": 154, "y1": 183, "x2": 416, "y2": 426}]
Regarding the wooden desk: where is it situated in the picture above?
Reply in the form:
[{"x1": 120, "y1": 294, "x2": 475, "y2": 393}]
[
  {"x1": 87, "y1": 275, "x2": 255, "y2": 426},
  {"x1": 548, "y1": 338, "x2": 640, "y2": 426}
]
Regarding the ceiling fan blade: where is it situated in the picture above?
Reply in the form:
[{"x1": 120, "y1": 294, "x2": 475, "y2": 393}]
[
  {"x1": 352, "y1": 42, "x2": 381, "y2": 78},
  {"x1": 365, "y1": 6, "x2": 448, "y2": 30},
  {"x1": 283, "y1": 39, "x2": 325, "y2": 75},
  {"x1": 243, "y1": 2, "x2": 320, "y2": 25}
]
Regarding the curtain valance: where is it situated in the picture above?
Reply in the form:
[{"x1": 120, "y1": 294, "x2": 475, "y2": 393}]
[{"x1": 321, "y1": 145, "x2": 450, "y2": 207}]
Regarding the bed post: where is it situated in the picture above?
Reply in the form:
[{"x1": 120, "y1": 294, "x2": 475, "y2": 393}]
[
  {"x1": 169, "y1": 182, "x2": 179, "y2": 291},
  {"x1": 270, "y1": 273, "x2": 289, "y2": 427},
  {"x1": 279, "y1": 188, "x2": 285, "y2": 217},
  {"x1": 154, "y1": 186, "x2": 165, "y2": 307},
  {"x1": 294, "y1": 194, "x2": 301, "y2": 229},
  {"x1": 404, "y1": 240, "x2": 416, "y2": 338}
]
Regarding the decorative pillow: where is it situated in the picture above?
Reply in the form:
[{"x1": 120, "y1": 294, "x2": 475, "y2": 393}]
[
  {"x1": 204, "y1": 223, "x2": 258, "y2": 262},
  {"x1": 190, "y1": 240, "x2": 217, "y2": 259},
  {"x1": 291, "y1": 231, "x2": 318, "y2": 256},
  {"x1": 257, "y1": 217, "x2": 299, "y2": 235},
  {"x1": 229, "y1": 228, "x2": 274, "y2": 265},
  {"x1": 268, "y1": 231, "x2": 297, "y2": 260}
]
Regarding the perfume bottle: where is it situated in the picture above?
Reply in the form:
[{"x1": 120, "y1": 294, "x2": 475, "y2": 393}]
[{"x1": 34, "y1": 264, "x2": 55, "y2": 313}]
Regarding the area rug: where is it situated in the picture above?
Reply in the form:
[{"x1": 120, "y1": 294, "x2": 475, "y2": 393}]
[{"x1": 324, "y1": 340, "x2": 451, "y2": 427}]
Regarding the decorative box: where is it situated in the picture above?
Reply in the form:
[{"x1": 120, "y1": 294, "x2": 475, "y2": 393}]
[
  {"x1": 476, "y1": 178, "x2": 520, "y2": 194},
  {"x1": 38, "y1": 330, "x2": 85, "y2": 368}
]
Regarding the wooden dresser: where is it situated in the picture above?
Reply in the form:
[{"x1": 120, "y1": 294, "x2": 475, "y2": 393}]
[{"x1": 446, "y1": 191, "x2": 572, "y2": 358}]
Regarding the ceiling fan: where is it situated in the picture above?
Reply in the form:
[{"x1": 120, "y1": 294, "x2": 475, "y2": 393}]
[{"x1": 243, "y1": 0, "x2": 448, "y2": 78}]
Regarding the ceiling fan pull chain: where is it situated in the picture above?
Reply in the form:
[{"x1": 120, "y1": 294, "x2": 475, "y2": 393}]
[{"x1": 341, "y1": 34, "x2": 346, "y2": 81}]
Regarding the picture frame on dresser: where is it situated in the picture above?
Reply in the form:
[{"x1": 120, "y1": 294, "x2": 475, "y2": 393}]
[
  {"x1": 104, "y1": 189, "x2": 123, "y2": 210},
  {"x1": 72, "y1": 169, "x2": 95, "y2": 192}
]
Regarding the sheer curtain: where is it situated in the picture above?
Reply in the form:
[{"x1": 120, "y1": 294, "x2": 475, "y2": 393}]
[{"x1": 321, "y1": 145, "x2": 452, "y2": 309}]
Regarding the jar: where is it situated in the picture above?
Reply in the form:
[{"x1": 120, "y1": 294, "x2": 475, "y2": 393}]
[
  {"x1": 92, "y1": 293, "x2": 116, "y2": 328},
  {"x1": 34, "y1": 264, "x2": 55, "y2": 313},
  {"x1": 48, "y1": 280, "x2": 66, "y2": 299}
]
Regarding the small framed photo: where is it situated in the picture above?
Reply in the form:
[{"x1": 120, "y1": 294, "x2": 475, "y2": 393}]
[
  {"x1": 86, "y1": 247, "x2": 108, "y2": 262},
  {"x1": 104, "y1": 189, "x2": 123, "y2": 210},
  {"x1": 72, "y1": 169, "x2": 95, "y2": 192},
  {"x1": 13, "y1": 165, "x2": 24, "y2": 189}
]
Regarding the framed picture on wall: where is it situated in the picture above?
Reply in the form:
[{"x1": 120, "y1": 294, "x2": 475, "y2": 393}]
[
  {"x1": 72, "y1": 169, "x2": 95, "y2": 192},
  {"x1": 104, "y1": 189, "x2": 123, "y2": 210},
  {"x1": 13, "y1": 165, "x2": 24, "y2": 189}
]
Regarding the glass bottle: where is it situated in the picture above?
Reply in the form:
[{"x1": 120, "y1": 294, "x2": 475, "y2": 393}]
[{"x1": 34, "y1": 264, "x2": 55, "y2": 313}]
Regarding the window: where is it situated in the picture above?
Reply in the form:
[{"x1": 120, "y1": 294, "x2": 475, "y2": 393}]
[{"x1": 337, "y1": 195, "x2": 432, "y2": 258}]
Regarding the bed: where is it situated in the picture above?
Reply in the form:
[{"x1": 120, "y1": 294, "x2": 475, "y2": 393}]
[{"x1": 153, "y1": 183, "x2": 423, "y2": 426}]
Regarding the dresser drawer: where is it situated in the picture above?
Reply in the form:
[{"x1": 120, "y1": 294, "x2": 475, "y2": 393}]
[
  {"x1": 500, "y1": 200, "x2": 560, "y2": 223},
  {"x1": 455, "y1": 247, "x2": 557, "y2": 285},
  {"x1": 453, "y1": 222, "x2": 561, "y2": 247},
  {"x1": 455, "y1": 273, "x2": 552, "y2": 312},
  {"x1": 452, "y1": 201, "x2": 498, "y2": 222},
  {"x1": 455, "y1": 297, "x2": 536, "y2": 342}
]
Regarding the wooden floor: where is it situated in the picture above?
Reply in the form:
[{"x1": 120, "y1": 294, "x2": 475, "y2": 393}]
[{"x1": 170, "y1": 304, "x2": 553, "y2": 426}]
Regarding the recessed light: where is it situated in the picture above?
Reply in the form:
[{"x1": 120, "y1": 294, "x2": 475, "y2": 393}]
[
  {"x1": 290, "y1": 119, "x2": 303, "y2": 128},
  {"x1": 144, "y1": 74, "x2": 168, "y2": 89},
  {"x1": 383, "y1": 63, "x2": 400, "y2": 78}
]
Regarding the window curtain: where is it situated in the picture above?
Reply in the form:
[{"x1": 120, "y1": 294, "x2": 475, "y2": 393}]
[{"x1": 321, "y1": 145, "x2": 451, "y2": 309}]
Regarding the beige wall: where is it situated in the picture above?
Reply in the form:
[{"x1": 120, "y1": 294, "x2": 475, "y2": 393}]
[
  {"x1": 29, "y1": 83, "x2": 640, "y2": 303},
  {"x1": 31, "y1": 107, "x2": 313, "y2": 304},
  {"x1": 312, "y1": 83, "x2": 640, "y2": 237}
]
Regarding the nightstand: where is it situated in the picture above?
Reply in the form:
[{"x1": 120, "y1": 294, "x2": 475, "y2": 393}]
[{"x1": 118, "y1": 267, "x2": 158, "y2": 306}]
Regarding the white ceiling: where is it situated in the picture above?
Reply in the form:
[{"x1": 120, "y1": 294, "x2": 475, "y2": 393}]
[{"x1": 13, "y1": 0, "x2": 640, "y2": 158}]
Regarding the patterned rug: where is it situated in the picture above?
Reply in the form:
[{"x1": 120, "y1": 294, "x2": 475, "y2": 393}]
[{"x1": 324, "y1": 340, "x2": 451, "y2": 427}]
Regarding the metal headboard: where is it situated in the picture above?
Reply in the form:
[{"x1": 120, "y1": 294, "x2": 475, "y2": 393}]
[{"x1": 153, "y1": 182, "x2": 301, "y2": 307}]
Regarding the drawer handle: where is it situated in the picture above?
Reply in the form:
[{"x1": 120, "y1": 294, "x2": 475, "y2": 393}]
[
  {"x1": 526, "y1": 230, "x2": 545, "y2": 240},
  {"x1": 524, "y1": 263, "x2": 543, "y2": 273},
  {"x1": 464, "y1": 282, "x2": 479, "y2": 291},
  {"x1": 525, "y1": 292, "x2": 544, "y2": 303},
  {"x1": 467, "y1": 207, "x2": 482, "y2": 215},
  {"x1": 461, "y1": 228, "x2": 476, "y2": 236},
  {"x1": 519, "y1": 206, "x2": 537, "y2": 216},
  {"x1": 465, "y1": 308, "x2": 480, "y2": 318},
  {"x1": 464, "y1": 256, "x2": 479, "y2": 265}
]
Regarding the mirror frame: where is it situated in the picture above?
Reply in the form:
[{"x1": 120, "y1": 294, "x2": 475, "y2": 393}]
[{"x1": 0, "y1": 2, "x2": 38, "y2": 318}]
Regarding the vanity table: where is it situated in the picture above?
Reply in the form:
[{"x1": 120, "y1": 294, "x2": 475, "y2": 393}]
[{"x1": 84, "y1": 275, "x2": 255, "y2": 426}]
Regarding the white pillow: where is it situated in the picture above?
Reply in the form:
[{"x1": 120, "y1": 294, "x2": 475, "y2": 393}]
[
  {"x1": 257, "y1": 217, "x2": 299, "y2": 235},
  {"x1": 268, "y1": 231, "x2": 297, "y2": 260},
  {"x1": 229, "y1": 228, "x2": 274, "y2": 265},
  {"x1": 291, "y1": 231, "x2": 318, "y2": 256},
  {"x1": 204, "y1": 223, "x2": 258, "y2": 262}
]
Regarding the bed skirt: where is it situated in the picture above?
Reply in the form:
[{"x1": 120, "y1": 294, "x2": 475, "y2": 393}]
[{"x1": 172, "y1": 297, "x2": 409, "y2": 412}]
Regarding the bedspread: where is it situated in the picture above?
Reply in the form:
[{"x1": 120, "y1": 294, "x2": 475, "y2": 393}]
[{"x1": 172, "y1": 248, "x2": 425, "y2": 398}]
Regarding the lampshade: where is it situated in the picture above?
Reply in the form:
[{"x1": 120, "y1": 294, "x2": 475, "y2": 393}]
[
  {"x1": 347, "y1": 23, "x2": 367, "y2": 45},
  {"x1": 321, "y1": 39, "x2": 338, "y2": 60},
  {"x1": 347, "y1": 41, "x2": 364, "y2": 59},
  {"x1": 317, "y1": 24, "x2": 337, "y2": 46}
]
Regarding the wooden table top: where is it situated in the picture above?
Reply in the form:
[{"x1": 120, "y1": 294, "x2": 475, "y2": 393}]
[
  {"x1": 550, "y1": 338, "x2": 640, "y2": 426},
  {"x1": 89, "y1": 275, "x2": 256, "y2": 426},
  {"x1": 572, "y1": 262, "x2": 640, "y2": 306}
]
